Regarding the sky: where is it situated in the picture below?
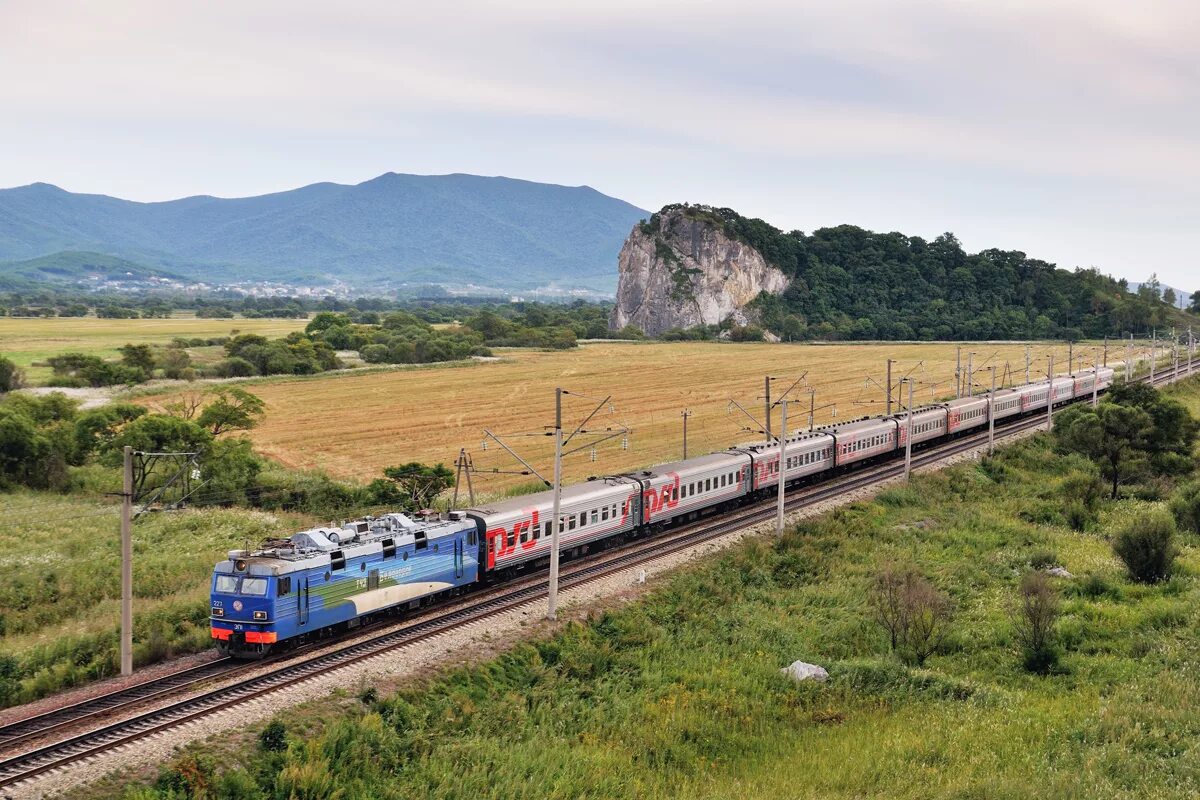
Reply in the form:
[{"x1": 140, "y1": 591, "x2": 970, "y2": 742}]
[{"x1": 1, "y1": 0, "x2": 1197, "y2": 289}]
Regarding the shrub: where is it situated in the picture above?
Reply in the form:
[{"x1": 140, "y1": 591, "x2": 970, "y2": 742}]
[
  {"x1": 869, "y1": 564, "x2": 953, "y2": 666},
  {"x1": 1169, "y1": 482, "x2": 1200, "y2": 533},
  {"x1": 211, "y1": 357, "x2": 257, "y2": 378},
  {"x1": 259, "y1": 719, "x2": 288, "y2": 752},
  {"x1": 0, "y1": 357, "x2": 23, "y2": 393},
  {"x1": 1013, "y1": 571, "x2": 1061, "y2": 674},
  {"x1": 1112, "y1": 511, "x2": 1178, "y2": 584},
  {"x1": 1029, "y1": 549, "x2": 1059, "y2": 570}
]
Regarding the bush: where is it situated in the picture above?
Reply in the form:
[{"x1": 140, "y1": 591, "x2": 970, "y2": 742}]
[
  {"x1": 1169, "y1": 482, "x2": 1200, "y2": 533},
  {"x1": 1112, "y1": 511, "x2": 1178, "y2": 583},
  {"x1": 259, "y1": 719, "x2": 288, "y2": 752},
  {"x1": 211, "y1": 357, "x2": 257, "y2": 378},
  {"x1": 1013, "y1": 571, "x2": 1061, "y2": 674},
  {"x1": 1029, "y1": 549, "x2": 1059, "y2": 570},
  {"x1": 869, "y1": 564, "x2": 953, "y2": 666},
  {"x1": 0, "y1": 357, "x2": 23, "y2": 393}
]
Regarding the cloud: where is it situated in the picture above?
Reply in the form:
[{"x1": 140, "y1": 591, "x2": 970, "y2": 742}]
[{"x1": 1, "y1": 0, "x2": 1197, "y2": 286}]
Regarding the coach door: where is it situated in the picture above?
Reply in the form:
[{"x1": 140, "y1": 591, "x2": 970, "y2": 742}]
[
  {"x1": 454, "y1": 538, "x2": 464, "y2": 578},
  {"x1": 299, "y1": 578, "x2": 310, "y2": 626}
]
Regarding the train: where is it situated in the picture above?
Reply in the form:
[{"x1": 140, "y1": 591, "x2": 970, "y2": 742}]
[{"x1": 210, "y1": 365, "x2": 1115, "y2": 657}]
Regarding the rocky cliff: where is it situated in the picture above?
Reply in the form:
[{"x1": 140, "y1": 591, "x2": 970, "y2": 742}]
[{"x1": 609, "y1": 208, "x2": 790, "y2": 336}]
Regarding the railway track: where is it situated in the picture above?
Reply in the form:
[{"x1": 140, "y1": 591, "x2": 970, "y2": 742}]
[{"x1": 1, "y1": 360, "x2": 1195, "y2": 792}]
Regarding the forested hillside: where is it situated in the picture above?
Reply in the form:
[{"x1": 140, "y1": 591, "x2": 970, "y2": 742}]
[
  {"x1": 642, "y1": 205, "x2": 1196, "y2": 340},
  {"x1": 0, "y1": 174, "x2": 647, "y2": 292}
]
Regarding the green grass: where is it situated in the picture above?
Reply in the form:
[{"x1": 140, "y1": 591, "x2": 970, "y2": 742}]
[
  {"x1": 110, "y1": 376, "x2": 1200, "y2": 800},
  {"x1": 0, "y1": 474, "x2": 317, "y2": 706}
]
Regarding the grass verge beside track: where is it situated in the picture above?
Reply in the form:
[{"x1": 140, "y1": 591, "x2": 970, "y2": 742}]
[{"x1": 102, "y1": 375, "x2": 1200, "y2": 800}]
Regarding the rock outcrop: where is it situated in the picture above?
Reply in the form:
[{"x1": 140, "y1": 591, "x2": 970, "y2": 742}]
[{"x1": 609, "y1": 208, "x2": 790, "y2": 337}]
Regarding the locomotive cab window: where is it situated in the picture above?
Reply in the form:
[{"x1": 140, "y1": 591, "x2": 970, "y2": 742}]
[
  {"x1": 241, "y1": 577, "x2": 268, "y2": 597},
  {"x1": 215, "y1": 575, "x2": 238, "y2": 594}
]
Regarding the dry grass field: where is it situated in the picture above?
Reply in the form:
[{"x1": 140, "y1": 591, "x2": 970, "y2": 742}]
[
  {"x1": 194, "y1": 340, "x2": 1126, "y2": 491},
  {"x1": 0, "y1": 316, "x2": 309, "y2": 382}
]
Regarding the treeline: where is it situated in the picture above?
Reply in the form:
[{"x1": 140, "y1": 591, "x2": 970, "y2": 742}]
[
  {"x1": 0, "y1": 289, "x2": 620, "y2": 325},
  {"x1": 644, "y1": 204, "x2": 1200, "y2": 341},
  {"x1": 27, "y1": 331, "x2": 344, "y2": 390},
  {"x1": 303, "y1": 302, "x2": 623, "y2": 362}
]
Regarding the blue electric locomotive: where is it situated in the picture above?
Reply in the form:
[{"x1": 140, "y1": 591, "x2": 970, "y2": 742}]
[{"x1": 210, "y1": 512, "x2": 479, "y2": 656}]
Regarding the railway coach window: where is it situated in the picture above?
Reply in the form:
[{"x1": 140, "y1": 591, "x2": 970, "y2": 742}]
[{"x1": 591, "y1": 510, "x2": 599, "y2": 525}]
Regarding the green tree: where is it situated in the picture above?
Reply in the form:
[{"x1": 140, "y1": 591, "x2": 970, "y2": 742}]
[
  {"x1": 102, "y1": 415, "x2": 212, "y2": 465},
  {"x1": 0, "y1": 357, "x2": 23, "y2": 393},
  {"x1": 1055, "y1": 402, "x2": 1153, "y2": 498},
  {"x1": 380, "y1": 462, "x2": 454, "y2": 509},
  {"x1": 119, "y1": 343, "x2": 156, "y2": 374},
  {"x1": 196, "y1": 387, "x2": 266, "y2": 435},
  {"x1": 73, "y1": 403, "x2": 147, "y2": 461},
  {"x1": 305, "y1": 311, "x2": 351, "y2": 334}
]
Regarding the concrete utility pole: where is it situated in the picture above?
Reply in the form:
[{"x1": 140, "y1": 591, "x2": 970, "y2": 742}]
[
  {"x1": 966, "y1": 352, "x2": 974, "y2": 397},
  {"x1": 776, "y1": 400, "x2": 788, "y2": 534},
  {"x1": 1151, "y1": 330, "x2": 1157, "y2": 383},
  {"x1": 681, "y1": 409, "x2": 691, "y2": 460},
  {"x1": 1068, "y1": 341, "x2": 1073, "y2": 374},
  {"x1": 1126, "y1": 335, "x2": 1132, "y2": 382},
  {"x1": 763, "y1": 375, "x2": 773, "y2": 442},
  {"x1": 988, "y1": 367, "x2": 997, "y2": 455},
  {"x1": 1190, "y1": 327, "x2": 1195, "y2": 376},
  {"x1": 1092, "y1": 357, "x2": 1099, "y2": 408},
  {"x1": 120, "y1": 445, "x2": 133, "y2": 676},
  {"x1": 903, "y1": 379, "x2": 914, "y2": 481},
  {"x1": 1025, "y1": 345, "x2": 1031, "y2": 384},
  {"x1": 1103, "y1": 336, "x2": 1108, "y2": 367},
  {"x1": 1046, "y1": 355, "x2": 1055, "y2": 432},
  {"x1": 886, "y1": 359, "x2": 894, "y2": 416},
  {"x1": 955, "y1": 347, "x2": 962, "y2": 399},
  {"x1": 547, "y1": 389, "x2": 564, "y2": 620}
]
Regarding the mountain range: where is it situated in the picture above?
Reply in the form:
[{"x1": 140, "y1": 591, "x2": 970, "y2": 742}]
[{"x1": 0, "y1": 174, "x2": 649, "y2": 293}]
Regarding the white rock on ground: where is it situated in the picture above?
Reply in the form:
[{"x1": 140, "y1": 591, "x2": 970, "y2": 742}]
[
  {"x1": 1046, "y1": 566, "x2": 1074, "y2": 578},
  {"x1": 781, "y1": 660, "x2": 829, "y2": 683}
]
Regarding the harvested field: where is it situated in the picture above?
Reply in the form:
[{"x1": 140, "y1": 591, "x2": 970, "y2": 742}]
[{"x1": 176, "y1": 340, "x2": 1128, "y2": 490}]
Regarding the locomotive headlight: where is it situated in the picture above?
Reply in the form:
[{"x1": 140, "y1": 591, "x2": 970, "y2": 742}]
[
  {"x1": 234, "y1": 559, "x2": 248, "y2": 572},
  {"x1": 211, "y1": 607, "x2": 224, "y2": 617},
  {"x1": 253, "y1": 611, "x2": 268, "y2": 621}
]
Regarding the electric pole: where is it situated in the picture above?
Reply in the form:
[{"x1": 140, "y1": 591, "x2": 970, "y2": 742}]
[
  {"x1": 681, "y1": 409, "x2": 692, "y2": 460},
  {"x1": 966, "y1": 352, "x2": 974, "y2": 397},
  {"x1": 987, "y1": 367, "x2": 996, "y2": 455},
  {"x1": 776, "y1": 400, "x2": 788, "y2": 534},
  {"x1": 1046, "y1": 354, "x2": 1055, "y2": 432},
  {"x1": 1092, "y1": 356, "x2": 1099, "y2": 408},
  {"x1": 548, "y1": 388, "x2": 563, "y2": 620},
  {"x1": 955, "y1": 347, "x2": 962, "y2": 399},
  {"x1": 886, "y1": 359, "x2": 894, "y2": 416},
  {"x1": 903, "y1": 379, "x2": 914, "y2": 480},
  {"x1": 763, "y1": 375, "x2": 772, "y2": 442},
  {"x1": 120, "y1": 445, "x2": 133, "y2": 676},
  {"x1": 1068, "y1": 340, "x2": 1073, "y2": 374},
  {"x1": 1025, "y1": 345, "x2": 1031, "y2": 384},
  {"x1": 1151, "y1": 330, "x2": 1157, "y2": 382}
]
